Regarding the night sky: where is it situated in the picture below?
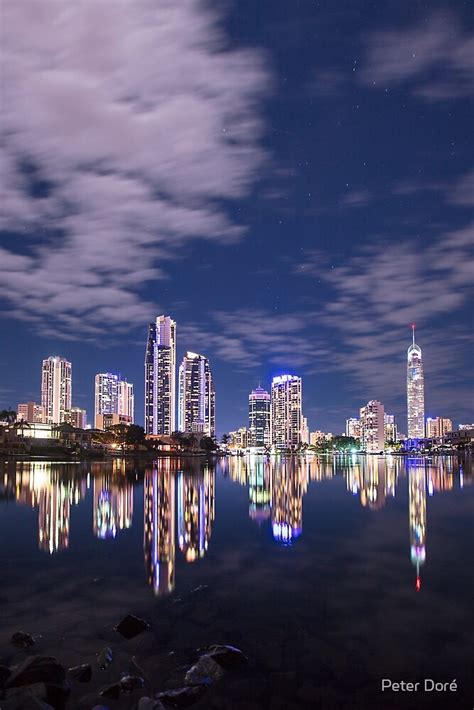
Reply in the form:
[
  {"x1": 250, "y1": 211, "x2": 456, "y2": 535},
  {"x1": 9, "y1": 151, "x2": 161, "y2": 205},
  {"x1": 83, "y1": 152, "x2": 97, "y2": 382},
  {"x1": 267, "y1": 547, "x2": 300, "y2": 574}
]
[{"x1": 1, "y1": 0, "x2": 473, "y2": 435}]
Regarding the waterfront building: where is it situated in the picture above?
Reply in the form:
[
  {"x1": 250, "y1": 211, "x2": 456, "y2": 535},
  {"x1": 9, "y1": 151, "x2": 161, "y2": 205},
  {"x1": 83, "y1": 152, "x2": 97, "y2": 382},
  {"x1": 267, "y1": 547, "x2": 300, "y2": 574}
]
[
  {"x1": 310, "y1": 430, "x2": 333, "y2": 446},
  {"x1": 271, "y1": 374, "x2": 302, "y2": 449},
  {"x1": 248, "y1": 386, "x2": 271, "y2": 447},
  {"x1": 41, "y1": 356, "x2": 72, "y2": 424},
  {"x1": 178, "y1": 352, "x2": 215, "y2": 438},
  {"x1": 229, "y1": 427, "x2": 250, "y2": 451},
  {"x1": 407, "y1": 324, "x2": 425, "y2": 438},
  {"x1": 95, "y1": 413, "x2": 132, "y2": 430},
  {"x1": 459, "y1": 423, "x2": 474, "y2": 430},
  {"x1": 145, "y1": 315, "x2": 176, "y2": 435},
  {"x1": 95, "y1": 373, "x2": 134, "y2": 429},
  {"x1": 17, "y1": 402, "x2": 45, "y2": 423},
  {"x1": 360, "y1": 400, "x2": 385, "y2": 453},
  {"x1": 426, "y1": 417, "x2": 453, "y2": 438},
  {"x1": 346, "y1": 417, "x2": 361, "y2": 439},
  {"x1": 384, "y1": 413, "x2": 398, "y2": 443},
  {"x1": 301, "y1": 416, "x2": 310, "y2": 445},
  {"x1": 64, "y1": 407, "x2": 87, "y2": 429}
]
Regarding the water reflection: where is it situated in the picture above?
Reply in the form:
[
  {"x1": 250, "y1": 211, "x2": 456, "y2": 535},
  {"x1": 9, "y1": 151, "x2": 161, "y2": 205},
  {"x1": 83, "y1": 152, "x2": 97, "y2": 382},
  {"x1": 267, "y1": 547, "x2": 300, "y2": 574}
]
[{"x1": 1, "y1": 455, "x2": 470, "y2": 594}]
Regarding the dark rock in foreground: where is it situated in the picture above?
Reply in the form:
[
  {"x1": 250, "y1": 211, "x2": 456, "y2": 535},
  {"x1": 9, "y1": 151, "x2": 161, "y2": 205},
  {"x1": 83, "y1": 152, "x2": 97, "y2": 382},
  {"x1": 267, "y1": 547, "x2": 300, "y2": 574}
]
[
  {"x1": 119, "y1": 674, "x2": 145, "y2": 692},
  {"x1": 99, "y1": 681, "x2": 122, "y2": 699},
  {"x1": 206, "y1": 644, "x2": 247, "y2": 670},
  {"x1": 0, "y1": 664, "x2": 12, "y2": 688},
  {"x1": 68, "y1": 663, "x2": 92, "y2": 683},
  {"x1": 138, "y1": 698, "x2": 166, "y2": 709},
  {"x1": 6, "y1": 655, "x2": 65, "y2": 688},
  {"x1": 115, "y1": 613, "x2": 150, "y2": 639},
  {"x1": 97, "y1": 646, "x2": 113, "y2": 670},
  {"x1": 10, "y1": 631, "x2": 35, "y2": 649},
  {"x1": 156, "y1": 684, "x2": 207, "y2": 707},
  {"x1": 184, "y1": 655, "x2": 225, "y2": 686}
]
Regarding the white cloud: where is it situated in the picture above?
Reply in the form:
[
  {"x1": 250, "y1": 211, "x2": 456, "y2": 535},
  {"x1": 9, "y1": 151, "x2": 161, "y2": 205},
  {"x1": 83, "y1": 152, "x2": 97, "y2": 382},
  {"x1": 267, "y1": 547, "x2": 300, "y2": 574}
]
[{"x1": 0, "y1": 0, "x2": 271, "y2": 335}]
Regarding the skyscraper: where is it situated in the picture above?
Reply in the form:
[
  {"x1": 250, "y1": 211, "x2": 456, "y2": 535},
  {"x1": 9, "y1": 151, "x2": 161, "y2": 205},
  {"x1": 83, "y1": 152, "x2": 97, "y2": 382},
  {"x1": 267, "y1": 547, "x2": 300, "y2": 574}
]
[
  {"x1": 178, "y1": 352, "x2": 215, "y2": 438},
  {"x1": 271, "y1": 374, "x2": 302, "y2": 449},
  {"x1": 384, "y1": 413, "x2": 398, "y2": 443},
  {"x1": 248, "y1": 385, "x2": 270, "y2": 448},
  {"x1": 145, "y1": 316, "x2": 176, "y2": 435},
  {"x1": 41, "y1": 356, "x2": 72, "y2": 424},
  {"x1": 407, "y1": 324, "x2": 425, "y2": 438},
  {"x1": 346, "y1": 417, "x2": 361, "y2": 439},
  {"x1": 359, "y1": 400, "x2": 385, "y2": 453},
  {"x1": 95, "y1": 373, "x2": 134, "y2": 429},
  {"x1": 425, "y1": 417, "x2": 452, "y2": 438}
]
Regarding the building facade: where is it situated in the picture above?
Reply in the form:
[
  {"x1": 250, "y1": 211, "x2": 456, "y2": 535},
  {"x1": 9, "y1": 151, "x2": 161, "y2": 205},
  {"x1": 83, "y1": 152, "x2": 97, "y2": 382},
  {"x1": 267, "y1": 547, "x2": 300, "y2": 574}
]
[
  {"x1": 248, "y1": 386, "x2": 271, "y2": 448},
  {"x1": 360, "y1": 400, "x2": 385, "y2": 453},
  {"x1": 17, "y1": 402, "x2": 45, "y2": 423},
  {"x1": 426, "y1": 417, "x2": 453, "y2": 438},
  {"x1": 95, "y1": 373, "x2": 134, "y2": 429},
  {"x1": 271, "y1": 375, "x2": 302, "y2": 449},
  {"x1": 178, "y1": 352, "x2": 215, "y2": 438},
  {"x1": 346, "y1": 417, "x2": 361, "y2": 439},
  {"x1": 41, "y1": 356, "x2": 72, "y2": 424},
  {"x1": 64, "y1": 407, "x2": 87, "y2": 429},
  {"x1": 145, "y1": 315, "x2": 176, "y2": 435},
  {"x1": 384, "y1": 413, "x2": 398, "y2": 443},
  {"x1": 407, "y1": 325, "x2": 425, "y2": 438}
]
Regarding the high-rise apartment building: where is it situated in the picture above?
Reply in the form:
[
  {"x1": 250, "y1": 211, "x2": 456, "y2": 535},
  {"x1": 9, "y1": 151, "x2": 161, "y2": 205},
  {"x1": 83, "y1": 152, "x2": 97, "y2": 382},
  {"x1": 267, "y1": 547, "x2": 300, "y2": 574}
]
[
  {"x1": 64, "y1": 407, "x2": 87, "y2": 429},
  {"x1": 95, "y1": 373, "x2": 134, "y2": 429},
  {"x1": 360, "y1": 400, "x2": 385, "y2": 453},
  {"x1": 407, "y1": 324, "x2": 425, "y2": 438},
  {"x1": 248, "y1": 386, "x2": 271, "y2": 448},
  {"x1": 346, "y1": 417, "x2": 361, "y2": 439},
  {"x1": 384, "y1": 413, "x2": 398, "y2": 443},
  {"x1": 17, "y1": 402, "x2": 45, "y2": 423},
  {"x1": 426, "y1": 417, "x2": 452, "y2": 438},
  {"x1": 178, "y1": 352, "x2": 215, "y2": 438},
  {"x1": 41, "y1": 356, "x2": 72, "y2": 424},
  {"x1": 145, "y1": 316, "x2": 176, "y2": 435},
  {"x1": 271, "y1": 375, "x2": 302, "y2": 449}
]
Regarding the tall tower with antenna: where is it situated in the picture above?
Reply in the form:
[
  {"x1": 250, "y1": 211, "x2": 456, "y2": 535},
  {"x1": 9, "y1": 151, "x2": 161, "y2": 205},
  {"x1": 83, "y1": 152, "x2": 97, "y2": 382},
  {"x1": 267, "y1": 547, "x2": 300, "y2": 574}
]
[{"x1": 407, "y1": 324, "x2": 425, "y2": 438}]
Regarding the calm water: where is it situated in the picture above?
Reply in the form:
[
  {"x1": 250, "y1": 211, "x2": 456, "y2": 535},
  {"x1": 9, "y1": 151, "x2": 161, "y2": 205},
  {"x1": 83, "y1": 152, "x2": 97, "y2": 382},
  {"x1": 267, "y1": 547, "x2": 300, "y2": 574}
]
[{"x1": 1, "y1": 455, "x2": 473, "y2": 709}]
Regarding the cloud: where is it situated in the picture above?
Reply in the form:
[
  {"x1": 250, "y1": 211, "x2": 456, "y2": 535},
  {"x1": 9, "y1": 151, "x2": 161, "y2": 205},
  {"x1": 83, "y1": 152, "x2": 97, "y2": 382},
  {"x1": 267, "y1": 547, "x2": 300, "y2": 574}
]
[
  {"x1": 0, "y1": 0, "x2": 271, "y2": 336},
  {"x1": 339, "y1": 189, "x2": 372, "y2": 208},
  {"x1": 359, "y1": 12, "x2": 474, "y2": 100}
]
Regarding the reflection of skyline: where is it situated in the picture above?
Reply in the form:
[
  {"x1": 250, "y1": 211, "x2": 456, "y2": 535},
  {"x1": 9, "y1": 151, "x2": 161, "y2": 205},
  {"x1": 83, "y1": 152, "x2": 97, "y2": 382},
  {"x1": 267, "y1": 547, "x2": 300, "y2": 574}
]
[
  {"x1": 144, "y1": 462, "x2": 175, "y2": 596},
  {"x1": 2, "y1": 456, "x2": 471, "y2": 592}
]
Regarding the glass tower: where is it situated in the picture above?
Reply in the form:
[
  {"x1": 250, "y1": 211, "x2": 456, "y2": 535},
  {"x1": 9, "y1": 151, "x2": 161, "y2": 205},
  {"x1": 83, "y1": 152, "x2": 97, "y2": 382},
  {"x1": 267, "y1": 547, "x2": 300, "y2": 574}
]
[
  {"x1": 407, "y1": 324, "x2": 425, "y2": 438},
  {"x1": 248, "y1": 385, "x2": 271, "y2": 447},
  {"x1": 178, "y1": 352, "x2": 215, "y2": 438},
  {"x1": 145, "y1": 315, "x2": 176, "y2": 435}
]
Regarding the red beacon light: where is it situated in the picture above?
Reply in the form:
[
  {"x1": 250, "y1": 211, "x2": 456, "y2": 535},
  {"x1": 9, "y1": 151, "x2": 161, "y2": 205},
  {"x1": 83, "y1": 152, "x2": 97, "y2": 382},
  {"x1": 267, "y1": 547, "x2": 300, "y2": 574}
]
[{"x1": 416, "y1": 575, "x2": 421, "y2": 592}]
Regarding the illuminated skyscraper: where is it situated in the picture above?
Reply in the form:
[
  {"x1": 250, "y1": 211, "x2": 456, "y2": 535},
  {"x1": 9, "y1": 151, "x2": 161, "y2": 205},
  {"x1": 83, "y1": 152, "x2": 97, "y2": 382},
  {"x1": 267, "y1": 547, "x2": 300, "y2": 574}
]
[
  {"x1": 384, "y1": 413, "x2": 397, "y2": 443},
  {"x1": 145, "y1": 315, "x2": 176, "y2": 435},
  {"x1": 144, "y1": 465, "x2": 175, "y2": 596},
  {"x1": 248, "y1": 386, "x2": 270, "y2": 447},
  {"x1": 359, "y1": 400, "x2": 385, "y2": 453},
  {"x1": 407, "y1": 324, "x2": 425, "y2": 438},
  {"x1": 178, "y1": 352, "x2": 215, "y2": 437},
  {"x1": 95, "y1": 373, "x2": 134, "y2": 429},
  {"x1": 41, "y1": 356, "x2": 72, "y2": 424},
  {"x1": 271, "y1": 375, "x2": 302, "y2": 449},
  {"x1": 346, "y1": 417, "x2": 361, "y2": 439}
]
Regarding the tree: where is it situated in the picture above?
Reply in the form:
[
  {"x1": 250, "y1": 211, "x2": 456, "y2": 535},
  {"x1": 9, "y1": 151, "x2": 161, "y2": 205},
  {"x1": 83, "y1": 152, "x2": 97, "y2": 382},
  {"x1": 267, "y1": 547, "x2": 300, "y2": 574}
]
[
  {"x1": 126, "y1": 424, "x2": 146, "y2": 450},
  {"x1": 201, "y1": 436, "x2": 218, "y2": 452},
  {"x1": 0, "y1": 409, "x2": 17, "y2": 425},
  {"x1": 221, "y1": 433, "x2": 231, "y2": 445}
]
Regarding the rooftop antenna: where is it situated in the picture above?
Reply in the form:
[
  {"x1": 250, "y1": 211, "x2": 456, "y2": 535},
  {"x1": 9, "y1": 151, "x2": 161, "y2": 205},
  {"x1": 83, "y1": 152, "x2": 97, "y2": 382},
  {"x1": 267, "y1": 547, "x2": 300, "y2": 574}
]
[{"x1": 411, "y1": 323, "x2": 416, "y2": 347}]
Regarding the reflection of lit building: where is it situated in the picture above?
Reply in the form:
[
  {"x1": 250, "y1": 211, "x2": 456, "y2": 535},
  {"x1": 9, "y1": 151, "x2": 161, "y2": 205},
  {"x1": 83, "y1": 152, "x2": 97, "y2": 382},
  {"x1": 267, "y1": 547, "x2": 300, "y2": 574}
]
[
  {"x1": 93, "y1": 476, "x2": 133, "y2": 539},
  {"x1": 41, "y1": 356, "x2": 72, "y2": 424},
  {"x1": 248, "y1": 458, "x2": 272, "y2": 524},
  {"x1": 271, "y1": 460, "x2": 308, "y2": 543},
  {"x1": 177, "y1": 467, "x2": 215, "y2": 562},
  {"x1": 17, "y1": 402, "x2": 45, "y2": 423},
  {"x1": 145, "y1": 315, "x2": 176, "y2": 435},
  {"x1": 144, "y1": 465, "x2": 175, "y2": 595},
  {"x1": 407, "y1": 325, "x2": 425, "y2": 438},
  {"x1": 248, "y1": 386, "x2": 271, "y2": 447},
  {"x1": 271, "y1": 375, "x2": 302, "y2": 449},
  {"x1": 408, "y1": 464, "x2": 427, "y2": 591},
  {"x1": 178, "y1": 352, "x2": 215, "y2": 438},
  {"x1": 360, "y1": 400, "x2": 385, "y2": 453},
  {"x1": 426, "y1": 417, "x2": 452, "y2": 438}
]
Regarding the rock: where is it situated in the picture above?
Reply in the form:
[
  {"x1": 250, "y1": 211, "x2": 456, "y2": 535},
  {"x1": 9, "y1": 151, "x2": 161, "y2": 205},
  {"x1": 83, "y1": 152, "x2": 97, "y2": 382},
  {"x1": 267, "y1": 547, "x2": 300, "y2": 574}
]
[
  {"x1": 44, "y1": 679, "x2": 71, "y2": 707},
  {"x1": 10, "y1": 631, "x2": 35, "y2": 649},
  {"x1": 119, "y1": 674, "x2": 145, "y2": 692},
  {"x1": 115, "y1": 613, "x2": 150, "y2": 639},
  {"x1": 206, "y1": 644, "x2": 247, "y2": 670},
  {"x1": 296, "y1": 681, "x2": 320, "y2": 704},
  {"x1": 185, "y1": 655, "x2": 225, "y2": 686},
  {"x1": 6, "y1": 656, "x2": 65, "y2": 688},
  {"x1": 138, "y1": 699, "x2": 166, "y2": 710},
  {"x1": 156, "y1": 684, "x2": 207, "y2": 707},
  {"x1": 0, "y1": 664, "x2": 12, "y2": 688},
  {"x1": 99, "y1": 681, "x2": 122, "y2": 699},
  {"x1": 97, "y1": 646, "x2": 113, "y2": 670},
  {"x1": 2, "y1": 687, "x2": 54, "y2": 709},
  {"x1": 68, "y1": 663, "x2": 92, "y2": 683}
]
